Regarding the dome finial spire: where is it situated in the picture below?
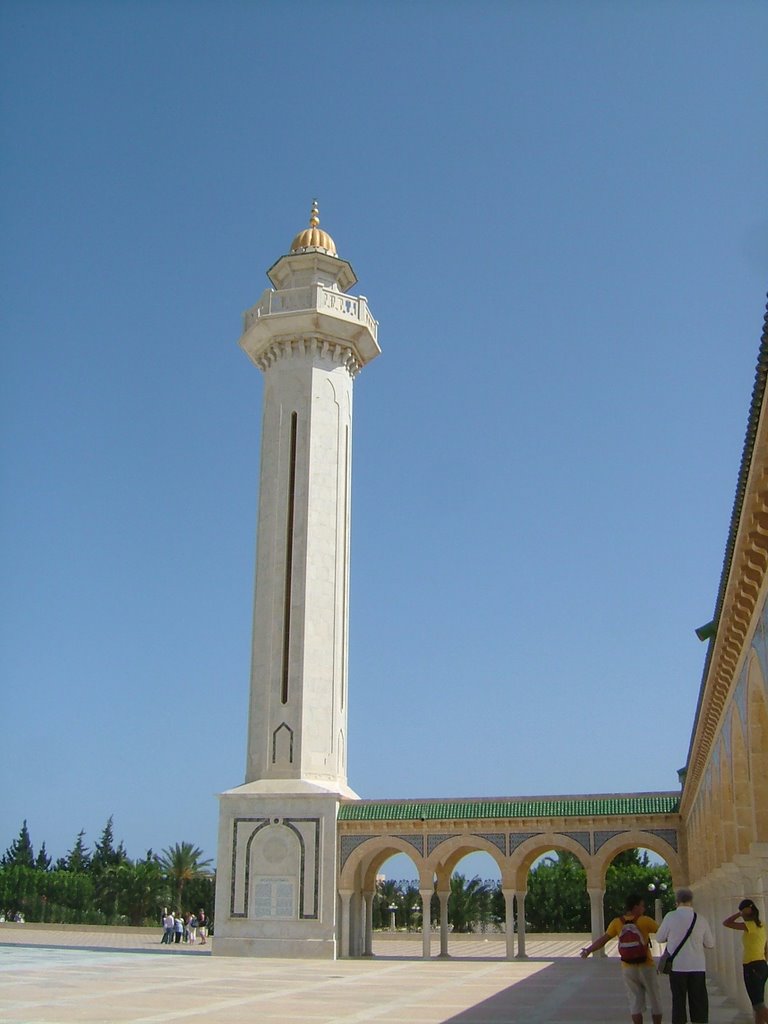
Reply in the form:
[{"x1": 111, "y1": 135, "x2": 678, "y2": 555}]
[{"x1": 290, "y1": 199, "x2": 337, "y2": 257}]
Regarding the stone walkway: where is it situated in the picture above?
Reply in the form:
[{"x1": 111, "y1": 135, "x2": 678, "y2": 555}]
[{"x1": 0, "y1": 926, "x2": 751, "y2": 1023}]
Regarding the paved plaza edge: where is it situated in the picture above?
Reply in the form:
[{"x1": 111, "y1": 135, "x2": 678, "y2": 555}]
[{"x1": 0, "y1": 926, "x2": 751, "y2": 1024}]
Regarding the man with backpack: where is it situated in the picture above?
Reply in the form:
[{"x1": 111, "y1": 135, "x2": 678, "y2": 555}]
[{"x1": 580, "y1": 893, "x2": 663, "y2": 1024}]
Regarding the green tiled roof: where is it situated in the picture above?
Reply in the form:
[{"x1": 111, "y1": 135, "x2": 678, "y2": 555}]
[{"x1": 338, "y1": 794, "x2": 680, "y2": 821}]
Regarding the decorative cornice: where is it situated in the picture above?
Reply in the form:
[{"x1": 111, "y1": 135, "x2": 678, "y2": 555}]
[{"x1": 254, "y1": 334, "x2": 362, "y2": 377}]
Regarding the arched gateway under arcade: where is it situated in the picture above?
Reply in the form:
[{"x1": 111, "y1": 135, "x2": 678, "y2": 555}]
[{"x1": 337, "y1": 793, "x2": 682, "y2": 959}]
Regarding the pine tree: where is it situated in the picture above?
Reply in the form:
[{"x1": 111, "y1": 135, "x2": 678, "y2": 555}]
[
  {"x1": 92, "y1": 816, "x2": 127, "y2": 871},
  {"x1": 66, "y1": 830, "x2": 91, "y2": 873},
  {"x1": 35, "y1": 842, "x2": 51, "y2": 872},
  {"x1": 2, "y1": 820, "x2": 35, "y2": 868}
]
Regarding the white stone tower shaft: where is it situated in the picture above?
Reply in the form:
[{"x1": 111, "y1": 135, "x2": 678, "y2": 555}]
[
  {"x1": 239, "y1": 215, "x2": 379, "y2": 790},
  {"x1": 214, "y1": 206, "x2": 378, "y2": 958}
]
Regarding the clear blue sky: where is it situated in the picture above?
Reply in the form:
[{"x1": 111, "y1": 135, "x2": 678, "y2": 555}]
[{"x1": 1, "y1": 0, "x2": 767, "y2": 870}]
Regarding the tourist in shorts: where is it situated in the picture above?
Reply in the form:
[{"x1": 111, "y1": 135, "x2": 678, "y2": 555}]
[{"x1": 581, "y1": 893, "x2": 663, "y2": 1024}]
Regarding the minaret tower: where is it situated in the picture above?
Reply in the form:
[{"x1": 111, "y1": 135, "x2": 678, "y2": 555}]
[{"x1": 214, "y1": 204, "x2": 379, "y2": 958}]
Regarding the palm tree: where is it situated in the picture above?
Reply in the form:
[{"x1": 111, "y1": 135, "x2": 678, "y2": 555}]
[
  {"x1": 158, "y1": 842, "x2": 213, "y2": 913},
  {"x1": 449, "y1": 874, "x2": 493, "y2": 933}
]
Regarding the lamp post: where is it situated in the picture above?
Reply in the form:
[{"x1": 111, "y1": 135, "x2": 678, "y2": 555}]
[
  {"x1": 388, "y1": 903, "x2": 398, "y2": 933},
  {"x1": 647, "y1": 881, "x2": 667, "y2": 924}
]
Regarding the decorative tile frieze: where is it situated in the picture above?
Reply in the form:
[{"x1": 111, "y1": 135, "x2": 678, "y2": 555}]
[
  {"x1": 393, "y1": 833, "x2": 425, "y2": 858},
  {"x1": 562, "y1": 831, "x2": 591, "y2": 854},
  {"x1": 593, "y1": 830, "x2": 623, "y2": 852},
  {"x1": 508, "y1": 832, "x2": 541, "y2": 852},
  {"x1": 340, "y1": 834, "x2": 375, "y2": 868},
  {"x1": 427, "y1": 834, "x2": 459, "y2": 857},
  {"x1": 647, "y1": 829, "x2": 678, "y2": 852},
  {"x1": 473, "y1": 832, "x2": 506, "y2": 855}
]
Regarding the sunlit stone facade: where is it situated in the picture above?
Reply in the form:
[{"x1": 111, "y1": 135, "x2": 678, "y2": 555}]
[{"x1": 678, "y1": 306, "x2": 768, "y2": 1013}]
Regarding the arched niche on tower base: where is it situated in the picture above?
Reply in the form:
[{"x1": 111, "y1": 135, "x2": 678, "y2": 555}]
[
  {"x1": 592, "y1": 830, "x2": 683, "y2": 890},
  {"x1": 509, "y1": 833, "x2": 592, "y2": 892},
  {"x1": 247, "y1": 822, "x2": 303, "y2": 920}
]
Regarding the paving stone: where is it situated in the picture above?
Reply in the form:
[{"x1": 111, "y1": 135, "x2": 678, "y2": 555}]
[{"x1": 0, "y1": 928, "x2": 752, "y2": 1023}]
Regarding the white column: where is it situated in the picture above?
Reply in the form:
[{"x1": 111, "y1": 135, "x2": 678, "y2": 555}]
[
  {"x1": 363, "y1": 891, "x2": 374, "y2": 957},
  {"x1": 437, "y1": 890, "x2": 450, "y2": 958},
  {"x1": 339, "y1": 890, "x2": 352, "y2": 959},
  {"x1": 503, "y1": 889, "x2": 515, "y2": 960},
  {"x1": 516, "y1": 892, "x2": 528, "y2": 959},
  {"x1": 587, "y1": 887, "x2": 606, "y2": 957},
  {"x1": 420, "y1": 889, "x2": 432, "y2": 960}
]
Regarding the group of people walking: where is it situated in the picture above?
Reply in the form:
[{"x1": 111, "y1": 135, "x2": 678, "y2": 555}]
[
  {"x1": 580, "y1": 889, "x2": 768, "y2": 1024},
  {"x1": 160, "y1": 908, "x2": 209, "y2": 946}
]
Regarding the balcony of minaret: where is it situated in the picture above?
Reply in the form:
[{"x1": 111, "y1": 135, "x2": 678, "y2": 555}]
[{"x1": 240, "y1": 283, "x2": 380, "y2": 371}]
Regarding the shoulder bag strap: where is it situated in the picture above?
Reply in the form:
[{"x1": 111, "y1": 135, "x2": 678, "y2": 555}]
[{"x1": 668, "y1": 912, "x2": 697, "y2": 962}]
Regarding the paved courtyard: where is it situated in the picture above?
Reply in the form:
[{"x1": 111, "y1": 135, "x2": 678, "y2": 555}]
[{"x1": 0, "y1": 926, "x2": 751, "y2": 1023}]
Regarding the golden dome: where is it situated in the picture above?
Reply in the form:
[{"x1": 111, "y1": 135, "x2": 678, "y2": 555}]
[{"x1": 290, "y1": 199, "x2": 337, "y2": 256}]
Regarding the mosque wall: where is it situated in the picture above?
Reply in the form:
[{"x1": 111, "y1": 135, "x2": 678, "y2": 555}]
[{"x1": 678, "y1": 306, "x2": 768, "y2": 1012}]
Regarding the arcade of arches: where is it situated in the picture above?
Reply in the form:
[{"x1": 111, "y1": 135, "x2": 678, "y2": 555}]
[
  {"x1": 336, "y1": 306, "x2": 768, "y2": 1017},
  {"x1": 337, "y1": 794, "x2": 681, "y2": 961}
]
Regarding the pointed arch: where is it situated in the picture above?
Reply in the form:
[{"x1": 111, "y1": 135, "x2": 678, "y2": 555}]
[
  {"x1": 592, "y1": 830, "x2": 683, "y2": 889},
  {"x1": 508, "y1": 832, "x2": 592, "y2": 891},
  {"x1": 272, "y1": 722, "x2": 294, "y2": 765},
  {"x1": 424, "y1": 833, "x2": 507, "y2": 887},
  {"x1": 338, "y1": 835, "x2": 427, "y2": 891}
]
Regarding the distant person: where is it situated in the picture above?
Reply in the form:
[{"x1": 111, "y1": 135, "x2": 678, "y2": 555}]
[
  {"x1": 174, "y1": 914, "x2": 183, "y2": 944},
  {"x1": 197, "y1": 909, "x2": 208, "y2": 944},
  {"x1": 723, "y1": 899, "x2": 768, "y2": 1024},
  {"x1": 656, "y1": 887, "x2": 714, "y2": 1024},
  {"x1": 161, "y1": 910, "x2": 175, "y2": 945},
  {"x1": 188, "y1": 913, "x2": 198, "y2": 945},
  {"x1": 580, "y1": 893, "x2": 663, "y2": 1024}
]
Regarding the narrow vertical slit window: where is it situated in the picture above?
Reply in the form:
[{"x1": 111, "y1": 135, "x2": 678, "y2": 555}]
[
  {"x1": 341, "y1": 425, "x2": 350, "y2": 711},
  {"x1": 282, "y1": 412, "x2": 298, "y2": 705}
]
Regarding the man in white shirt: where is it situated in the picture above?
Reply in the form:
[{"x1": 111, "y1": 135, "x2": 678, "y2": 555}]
[{"x1": 656, "y1": 888, "x2": 715, "y2": 1024}]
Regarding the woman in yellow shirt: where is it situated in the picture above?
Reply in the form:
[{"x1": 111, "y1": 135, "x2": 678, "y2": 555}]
[{"x1": 723, "y1": 899, "x2": 768, "y2": 1024}]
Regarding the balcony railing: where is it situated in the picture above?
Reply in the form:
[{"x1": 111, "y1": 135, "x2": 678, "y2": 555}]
[{"x1": 244, "y1": 285, "x2": 378, "y2": 341}]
